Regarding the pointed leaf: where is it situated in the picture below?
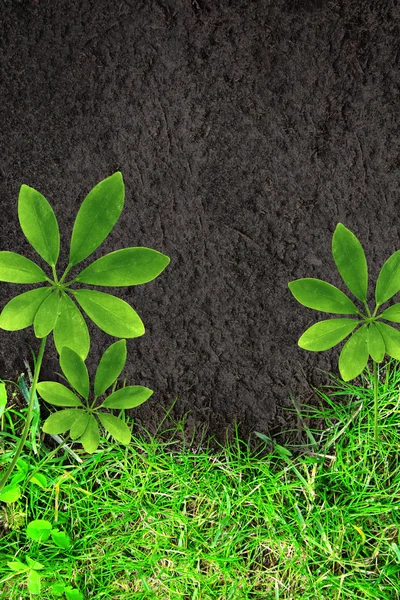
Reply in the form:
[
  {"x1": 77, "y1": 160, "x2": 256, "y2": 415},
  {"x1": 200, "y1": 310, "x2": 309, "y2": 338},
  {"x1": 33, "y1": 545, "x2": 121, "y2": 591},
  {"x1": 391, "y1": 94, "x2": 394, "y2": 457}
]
[
  {"x1": 7, "y1": 559, "x2": 28, "y2": 572},
  {"x1": 79, "y1": 415, "x2": 100, "y2": 453},
  {"x1": 288, "y1": 279, "x2": 359, "y2": 314},
  {"x1": 338, "y1": 325, "x2": 369, "y2": 381},
  {"x1": 297, "y1": 318, "x2": 359, "y2": 351},
  {"x1": 0, "y1": 484, "x2": 21, "y2": 503},
  {"x1": 36, "y1": 382, "x2": 83, "y2": 407},
  {"x1": 378, "y1": 303, "x2": 400, "y2": 323},
  {"x1": 50, "y1": 528, "x2": 71, "y2": 549},
  {"x1": 26, "y1": 519, "x2": 52, "y2": 542},
  {"x1": 0, "y1": 287, "x2": 52, "y2": 331},
  {"x1": 42, "y1": 409, "x2": 83, "y2": 435},
  {"x1": 69, "y1": 172, "x2": 124, "y2": 267},
  {"x1": 27, "y1": 568, "x2": 41, "y2": 594},
  {"x1": 73, "y1": 289, "x2": 145, "y2": 338},
  {"x1": 102, "y1": 385, "x2": 153, "y2": 409},
  {"x1": 368, "y1": 324, "x2": 385, "y2": 363},
  {"x1": 69, "y1": 411, "x2": 90, "y2": 440},
  {"x1": 30, "y1": 472, "x2": 47, "y2": 488},
  {"x1": 94, "y1": 339, "x2": 127, "y2": 398},
  {"x1": 33, "y1": 289, "x2": 61, "y2": 337},
  {"x1": 53, "y1": 292, "x2": 90, "y2": 360},
  {"x1": 375, "y1": 322, "x2": 400, "y2": 361},
  {"x1": 18, "y1": 184, "x2": 60, "y2": 267},
  {"x1": 332, "y1": 223, "x2": 368, "y2": 302},
  {"x1": 25, "y1": 557, "x2": 44, "y2": 570},
  {"x1": 0, "y1": 251, "x2": 48, "y2": 283},
  {"x1": 60, "y1": 346, "x2": 89, "y2": 400},
  {"x1": 375, "y1": 250, "x2": 400, "y2": 307},
  {"x1": 98, "y1": 412, "x2": 131, "y2": 445},
  {"x1": 75, "y1": 247, "x2": 170, "y2": 286}
]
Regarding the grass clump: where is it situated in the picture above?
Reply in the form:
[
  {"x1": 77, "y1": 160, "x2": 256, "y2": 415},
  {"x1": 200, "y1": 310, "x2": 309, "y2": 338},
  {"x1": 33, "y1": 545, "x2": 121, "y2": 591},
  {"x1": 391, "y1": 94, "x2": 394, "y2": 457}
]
[{"x1": 0, "y1": 360, "x2": 399, "y2": 599}]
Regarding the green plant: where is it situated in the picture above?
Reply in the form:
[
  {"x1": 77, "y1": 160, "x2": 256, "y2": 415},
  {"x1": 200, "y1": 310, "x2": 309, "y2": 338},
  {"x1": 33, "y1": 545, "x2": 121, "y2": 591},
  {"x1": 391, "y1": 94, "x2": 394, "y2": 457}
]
[
  {"x1": 288, "y1": 222, "x2": 400, "y2": 442},
  {"x1": 6, "y1": 518, "x2": 83, "y2": 598},
  {"x1": 0, "y1": 171, "x2": 170, "y2": 493}
]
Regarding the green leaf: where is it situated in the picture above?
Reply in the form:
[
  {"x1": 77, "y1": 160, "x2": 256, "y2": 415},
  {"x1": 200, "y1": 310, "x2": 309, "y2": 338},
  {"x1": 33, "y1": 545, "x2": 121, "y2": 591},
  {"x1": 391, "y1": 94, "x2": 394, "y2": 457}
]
[
  {"x1": 60, "y1": 347, "x2": 89, "y2": 401},
  {"x1": 50, "y1": 582, "x2": 66, "y2": 596},
  {"x1": 0, "y1": 381, "x2": 6, "y2": 418},
  {"x1": 75, "y1": 247, "x2": 170, "y2": 286},
  {"x1": 0, "y1": 484, "x2": 21, "y2": 503},
  {"x1": 368, "y1": 324, "x2": 385, "y2": 363},
  {"x1": 26, "y1": 519, "x2": 52, "y2": 542},
  {"x1": 36, "y1": 382, "x2": 84, "y2": 407},
  {"x1": 102, "y1": 385, "x2": 153, "y2": 409},
  {"x1": 79, "y1": 415, "x2": 100, "y2": 453},
  {"x1": 73, "y1": 289, "x2": 145, "y2": 338},
  {"x1": 69, "y1": 411, "x2": 90, "y2": 440},
  {"x1": 50, "y1": 527, "x2": 71, "y2": 549},
  {"x1": 25, "y1": 556, "x2": 44, "y2": 570},
  {"x1": 378, "y1": 303, "x2": 400, "y2": 323},
  {"x1": 98, "y1": 412, "x2": 131, "y2": 445},
  {"x1": 332, "y1": 223, "x2": 368, "y2": 303},
  {"x1": 65, "y1": 588, "x2": 84, "y2": 600},
  {"x1": 375, "y1": 322, "x2": 400, "y2": 361},
  {"x1": 33, "y1": 289, "x2": 61, "y2": 337},
  {"x1": 69, "y1": 172, "x2": 125, "y2": 267},
  {"x1": 53, "y1": 292, "x2": 90, "y2": 360},
  {"x1": 42, "y1": 409, "x2": 82, "y2": 435},
  {"x1": 375, "y1": 250, "x2": 400, "y2": 307},
  {"x1": 297, "y1": 318, "x2": 360, "y2": 351},
  {"x1": 27, "y1": 568, "x2": 41, "y2": 594},
  {"x1": 16, "y1": 458, "x2": 29, "y2": 476},
  {"x1": 94, "y1": 339, "x2": 127, "y2": 398},
  {"x1": 338, "y1": 325, "x2": 369, "y2": 381},
  {"x1": 7, "y1": 559, "x2": 28, "y2": 572},
  {"x1": 30, "y1": 472, "x2": 47, "y2": 489},
  {"x1": 18, "y1": 184, "x2": 60, "y2": 267},
  {"x1": 0, "y1": 251, "x2": 48, "y2": 283},
  {"x1": 0, "y1": 287, "x2": 52, "y2": 331},
  {"x1": 288, "y1": 279, "x2": 359, "y2": 314}
]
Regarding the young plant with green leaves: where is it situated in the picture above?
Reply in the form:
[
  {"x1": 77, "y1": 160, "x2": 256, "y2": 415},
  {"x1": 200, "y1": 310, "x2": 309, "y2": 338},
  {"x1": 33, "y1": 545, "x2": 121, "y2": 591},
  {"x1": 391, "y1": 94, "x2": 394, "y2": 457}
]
[
  {"x1": 288, "y1": 222, "x2": 400, "y2": 442},
  {"x1": 0, "y1": 171, "x2": 170, "y2": 493}
]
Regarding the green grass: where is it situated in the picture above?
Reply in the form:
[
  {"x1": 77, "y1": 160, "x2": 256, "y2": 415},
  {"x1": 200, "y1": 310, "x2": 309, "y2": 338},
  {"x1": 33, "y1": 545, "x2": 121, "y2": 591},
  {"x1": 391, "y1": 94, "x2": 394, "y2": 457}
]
[{"x1": 0, "y1": 359, "x2": 399, "y2": 599}]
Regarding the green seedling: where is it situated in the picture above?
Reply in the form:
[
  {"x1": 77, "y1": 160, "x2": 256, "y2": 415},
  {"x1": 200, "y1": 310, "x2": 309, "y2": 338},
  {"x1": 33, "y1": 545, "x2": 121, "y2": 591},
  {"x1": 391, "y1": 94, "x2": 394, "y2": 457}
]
[
  {"x1": 288, "y1": 222, "x2": 400, "y2": 442},
  {"x1": 0, "y1": 171, "x2": 170, "y2": 494},
  {"x1": 0, "y1": 457, "x2": 47, "y2": 503}
]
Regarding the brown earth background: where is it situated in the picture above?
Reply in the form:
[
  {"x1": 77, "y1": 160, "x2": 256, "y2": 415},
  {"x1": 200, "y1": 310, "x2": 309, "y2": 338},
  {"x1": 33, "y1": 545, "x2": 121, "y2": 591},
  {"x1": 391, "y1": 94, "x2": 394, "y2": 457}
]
[{"x1": 0, "y1": 0, "x2": 399, "y2": 455}]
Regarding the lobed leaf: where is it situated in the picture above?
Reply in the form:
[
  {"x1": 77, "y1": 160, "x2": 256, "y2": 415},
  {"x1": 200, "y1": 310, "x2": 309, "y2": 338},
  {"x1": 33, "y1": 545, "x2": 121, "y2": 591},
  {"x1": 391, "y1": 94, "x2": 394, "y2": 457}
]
[
  {"x1": 60, "y1": 346, "x2": 89, "y2": 401},
  {"x1": 338, "y1": 325, "x2": 369, "y2": 381},
  {"x1": 288, "y1": 278, "x2": 359, "y2": 314},
  {"x1": 94, "y1": 339, "x2": 127, "y2": 398},
  {"x1": 69, "y1": 172, "x2": 124, "y2": 267},
  {"x1": 33, "y1": 289, "x2": 61, "y2": 338},
  {"x1": 53, "y1": 292, "x2": 90, "y2": 360},
  {"x1": 332, "y1": 223, "x2": 368, "y2": 303},
  {"x1": 98, "y1": 412, "x2": 131, "y2": 445},
  {"x1": 375, "y1": 250, "x2": 400, "y2": 307},
  {"x1": 73, "y1": 289, "x2": 145, "y2": 338},
  {"x1": 42, "y1": 409, "x2": 83, "y2": 435},
  {"x1": 101, "y1": 385, "x2": 153, "y2": 409},
  {"x1": 36, "y1": 382, "x2": 84, "y2": 407},
  {"x1": 18, "y1": 184, "x2": 60, "y2": 267},
  {"x1": 297, "y1": 318, "x2": 359, "y2": 351},
  {"x1": 0, "y1": 251, "x2": 48, "y2": 283},
  {"x1": 75, "y1": 247, "x2": 170, "y2": 286},
  {"x1": 0, "y1": 287, "x2": 52, "y2": 331}
]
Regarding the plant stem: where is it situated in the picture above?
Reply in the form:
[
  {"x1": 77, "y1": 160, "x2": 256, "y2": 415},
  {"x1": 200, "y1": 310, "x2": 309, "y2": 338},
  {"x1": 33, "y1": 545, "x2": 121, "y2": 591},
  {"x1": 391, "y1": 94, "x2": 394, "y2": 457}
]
[
  {"x1": 0, "y1": 336, "x2": 47, "y2": 493},
  {"x1": 373, "y1": 359, "x2": 378, "y2": 443}
]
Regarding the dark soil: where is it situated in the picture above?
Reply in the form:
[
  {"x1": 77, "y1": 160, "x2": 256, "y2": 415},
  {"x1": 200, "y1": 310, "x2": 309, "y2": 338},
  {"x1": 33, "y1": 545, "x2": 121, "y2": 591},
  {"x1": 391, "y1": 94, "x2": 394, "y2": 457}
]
[{"x1": 0, "y1": 0, "x2": 399, "y2": 456}]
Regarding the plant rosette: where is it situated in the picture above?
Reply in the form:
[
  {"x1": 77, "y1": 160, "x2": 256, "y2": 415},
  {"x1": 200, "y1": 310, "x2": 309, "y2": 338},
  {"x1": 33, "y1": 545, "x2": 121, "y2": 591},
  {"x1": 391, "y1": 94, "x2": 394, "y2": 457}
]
[
  {"x1": 37, "y1": 340, "x2": 152, "y2": 453},
  {"x1": 0, "y1": 171, "x2": 170, "y2": 492},
  {"x1": 288, "y1": 222, "x2": 400, "y2": 441}
]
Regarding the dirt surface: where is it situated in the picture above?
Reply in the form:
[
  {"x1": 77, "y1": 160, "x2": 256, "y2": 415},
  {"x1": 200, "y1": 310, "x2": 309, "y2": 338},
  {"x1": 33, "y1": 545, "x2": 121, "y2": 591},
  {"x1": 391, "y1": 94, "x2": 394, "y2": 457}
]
[{"x1": 0, "y1": 0, "x2": 399, "y2": 455}]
